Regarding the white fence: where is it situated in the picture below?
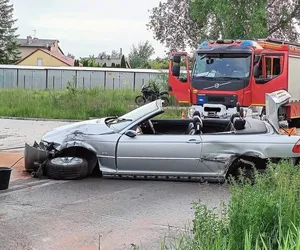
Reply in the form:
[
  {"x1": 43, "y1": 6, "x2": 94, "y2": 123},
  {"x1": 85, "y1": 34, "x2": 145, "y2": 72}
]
[{"x1": 0, "y1": 65, "x2": 169, "y2": 91}]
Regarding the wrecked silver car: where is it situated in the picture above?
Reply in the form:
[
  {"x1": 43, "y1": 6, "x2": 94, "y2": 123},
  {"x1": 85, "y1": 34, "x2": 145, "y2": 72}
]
[{"x1": 24, "y1": 90, "x2": 300, "y2": 181}]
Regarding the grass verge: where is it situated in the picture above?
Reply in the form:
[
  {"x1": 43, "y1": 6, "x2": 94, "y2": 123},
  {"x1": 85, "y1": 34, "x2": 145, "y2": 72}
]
[
  {"x1": 0, "y1": 89, "x2": 184, "y2": 119},
  {"x1": 155, "y1": 161, "x2": 300, "y2": 250}
]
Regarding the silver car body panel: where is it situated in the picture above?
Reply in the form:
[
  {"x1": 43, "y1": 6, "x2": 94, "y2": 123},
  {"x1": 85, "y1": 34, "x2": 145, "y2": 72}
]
[{"x1": 24, "y1": 91, "x2": 300, "y2": 179}]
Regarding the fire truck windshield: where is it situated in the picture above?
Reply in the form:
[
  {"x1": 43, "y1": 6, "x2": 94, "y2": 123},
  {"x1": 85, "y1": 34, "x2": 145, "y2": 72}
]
[{"x1": 191, "y1": 53, "x2": 252, "y2": 91}]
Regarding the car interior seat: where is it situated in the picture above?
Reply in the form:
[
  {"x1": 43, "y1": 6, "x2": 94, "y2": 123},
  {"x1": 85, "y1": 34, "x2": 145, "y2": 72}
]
[
  {"x1": 230, "y1": 113, "x2": 246, "y2": 130},
  {"x1": 187, "y1": 111, "x2": 203, "y2": 135}
]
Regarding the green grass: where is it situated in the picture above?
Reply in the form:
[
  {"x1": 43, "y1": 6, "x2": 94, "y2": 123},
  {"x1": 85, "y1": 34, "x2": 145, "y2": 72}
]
[
  {"x1": 155, "y1": 161, "x2": 300, "y2": 250},
  {"x1": 0, "y1": 88, "x2": 184, "y2": 119}
]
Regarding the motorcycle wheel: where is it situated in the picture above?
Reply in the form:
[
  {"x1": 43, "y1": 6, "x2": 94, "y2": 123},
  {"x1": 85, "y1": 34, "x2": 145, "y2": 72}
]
[
  {"x1": 135, "y1": 95, "x2": 146, "y2": 106},
  {"x1": 146, "y1": 95, "x2": 154, "y2": 102},
  {"x1": 160, "y1": 96, "x2": 170, "y2": 107}
]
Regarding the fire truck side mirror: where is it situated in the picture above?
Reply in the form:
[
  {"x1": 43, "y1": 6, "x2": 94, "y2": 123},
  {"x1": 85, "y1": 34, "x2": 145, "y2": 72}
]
[
  {"x1": 173, "y1": 55, "x2": 181, "y2": 63},
  {"x1": 253, "y1": 65, "x2": 260, "y2": 78},
  {"x1": 253, "y1": 55, "x2": 260, "y2": 64},
  {"x1": 172, "y1": 65, "x2": 180, "y2": 77}
]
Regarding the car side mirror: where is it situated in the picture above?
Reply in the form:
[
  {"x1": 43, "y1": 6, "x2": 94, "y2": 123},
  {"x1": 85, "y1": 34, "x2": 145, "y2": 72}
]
[
  {"x1": 172, "y1": 65, "x2": 180, "y2": 77},
  {"x1": 125, "y1": 130, "x2": 137, "y2": 138}
]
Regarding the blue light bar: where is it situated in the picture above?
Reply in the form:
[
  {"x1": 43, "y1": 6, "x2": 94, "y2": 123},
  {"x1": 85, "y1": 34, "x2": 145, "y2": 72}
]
[
  {"x1": 241, "y1": 40, "x2": 262, "y2": 49},
  {"x1": 200, "y1": 41, "x2": 208, "y2": 47}
]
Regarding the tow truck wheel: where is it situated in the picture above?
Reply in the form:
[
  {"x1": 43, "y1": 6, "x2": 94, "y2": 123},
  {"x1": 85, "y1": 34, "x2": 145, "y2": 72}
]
[{"x1": 45, "y1": 157, "x2": 89, "y2": 180}]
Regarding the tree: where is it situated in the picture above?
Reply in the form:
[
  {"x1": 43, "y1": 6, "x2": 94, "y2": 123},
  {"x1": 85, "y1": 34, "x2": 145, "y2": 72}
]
[
  {"x1": 0, "y1": 0, "x2": 21, "y2": 64},
  {"x1": 111, "y1": 49, "x2": 120, "y2": 59},
  {"x1": 147, "y1": 0, "x2": 300, "y2": 51},
  {"x1": 102, "y1": 62, "x2": 107, "y2": 67},
  {"x1": 98, "y1": 52, "x2": 108, "y2": 59},
  {"x1": 81, "y1": 59, "x2": 89, "y2": 67},
  {"x1": 266, "y1": 0, "x2": 300, "y2": 41},
  {"x1": 149, "y1": 56, "x2": 169, "y2": 69},
  {"x1": 67, "y1": 53, "x2": 75, "y2": 59},
  {"x1": 128, "y1": 40, "x2": 155, "y2": 68},
  {"x1": 147, "y1": 0, "x2": 202, "y2": 50},
  {"x1": 120, "y1": 55, "x2": 126, "y2": 68},
  {"x1": 74, "y1": 59, "x2": 80, "y2": 66}
]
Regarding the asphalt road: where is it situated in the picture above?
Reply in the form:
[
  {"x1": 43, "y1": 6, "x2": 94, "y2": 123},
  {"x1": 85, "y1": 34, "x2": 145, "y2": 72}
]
[
  {"x1": 0, "y1": 118, "x2": 71, "y2": 151},
  {"x1": 0, "y1": 118, "x2": 230, "y2": 250},
  {"x1": 0, "y1": 177, "x2": 230, "y2": 250}
]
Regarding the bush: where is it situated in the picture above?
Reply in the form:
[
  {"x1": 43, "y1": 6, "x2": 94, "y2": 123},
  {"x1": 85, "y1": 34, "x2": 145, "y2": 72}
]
[{"x1": 159, "y1": 160, "x2": 300, "y2": 250}]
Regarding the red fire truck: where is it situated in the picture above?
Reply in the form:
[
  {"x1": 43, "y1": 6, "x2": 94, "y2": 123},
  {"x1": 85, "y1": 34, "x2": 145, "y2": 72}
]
[{"x1": 168, "y1": 38, "x2": 300, "y2": 126}]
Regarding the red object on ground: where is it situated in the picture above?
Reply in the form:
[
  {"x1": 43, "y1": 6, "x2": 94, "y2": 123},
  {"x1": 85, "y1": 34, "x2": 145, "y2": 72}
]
[
  {"x1": 181, "y1": 110, "x2": 186, "y2": 119},
  {"x1": 0, "y1": 152, "x2": 30, "y2": 182}
]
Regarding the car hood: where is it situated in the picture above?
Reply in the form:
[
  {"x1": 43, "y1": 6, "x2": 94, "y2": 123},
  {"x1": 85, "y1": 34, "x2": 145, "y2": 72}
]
[{"x1": 41, "y1": 118, "x2": 114, "y2": 145}]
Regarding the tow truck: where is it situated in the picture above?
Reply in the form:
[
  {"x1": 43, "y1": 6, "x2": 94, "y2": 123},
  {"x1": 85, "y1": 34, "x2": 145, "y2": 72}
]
[{"x1": 168, "y1": 38, "x2": 300, "y2": 127}]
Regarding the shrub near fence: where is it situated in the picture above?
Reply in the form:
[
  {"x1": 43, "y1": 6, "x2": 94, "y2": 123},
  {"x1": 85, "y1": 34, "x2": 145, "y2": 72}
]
[{"x1": 0, "y1": 88, "x2": 183, "y2": 120}]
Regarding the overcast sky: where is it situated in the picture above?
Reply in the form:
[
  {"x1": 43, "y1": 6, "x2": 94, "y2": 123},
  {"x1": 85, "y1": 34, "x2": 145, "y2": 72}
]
[{"x1": 10, "y1": 0, "x2": 167, "y2": 58}]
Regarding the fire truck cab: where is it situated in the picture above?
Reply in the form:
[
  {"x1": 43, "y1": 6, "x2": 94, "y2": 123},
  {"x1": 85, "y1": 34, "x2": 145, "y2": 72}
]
[{"x1": 168, "y1": 38, "x2": 300, "y2": 125}]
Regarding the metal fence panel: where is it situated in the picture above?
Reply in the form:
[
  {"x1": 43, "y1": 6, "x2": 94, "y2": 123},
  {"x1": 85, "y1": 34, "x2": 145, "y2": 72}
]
[
  {"x1": 119, "y1": 72, "x2": 134, "y2": 89},
  {"x1": 0, "y1": 66, "x2": 169, "y2": 91},
  {"x1": 77, "y1": 70, "x2": 91, "y2": 89},
  {"x1": 48, "y1": 70, "x2": 62, "y2": 90},
  {"x1": 105, "y1": 71, "x2": 120, "y2": 89},
  {"x1": 61, "y1": 70, "x2": 76, "y2": 89},
  {"x1": 135, "y1": 72, "x2": 151, "y2": 90},
  {"x1": 32, "y1": 69, "x2": 47, "y2": 89},
  {"x1": 18, "y1": 70, "x2": 34, "y2": 89},
  {"x1": 0, "y1": 69, "x2": 18, "y2": 88},
  {"x1": 90, "y1": 71, "x2": 105, "y2": 89}
]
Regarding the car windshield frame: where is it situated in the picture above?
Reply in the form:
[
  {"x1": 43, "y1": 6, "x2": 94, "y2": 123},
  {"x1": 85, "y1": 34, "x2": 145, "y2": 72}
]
[
  {"x1": 192, "y1": 53, "x2": 252, "y2": 80},
  {"x1": 106, "y1": 100, "x2": 162, "y2": 132}
]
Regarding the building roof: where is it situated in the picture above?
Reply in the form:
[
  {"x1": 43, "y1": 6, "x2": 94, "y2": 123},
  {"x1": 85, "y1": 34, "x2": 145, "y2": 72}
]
[
  {"x1": 17, "y1": 37, "x2": 65, "y2": 55},
  {"x1": 17, "y1": 38, "x2": 58, "y2": 47},
  {"x1": 17, "y1": 48, "x2": 74, "y2": 66},
  {"x1": 93, "y1": 58, "x2": 131, "y2": 68}
]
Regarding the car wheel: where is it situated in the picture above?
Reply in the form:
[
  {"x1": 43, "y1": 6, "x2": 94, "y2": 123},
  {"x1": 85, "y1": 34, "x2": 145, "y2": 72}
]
[
  {"x1": 45, "y1": 157, "x2": 89, "y2": 180},
  {"x1": 160, "y1": 96, "x2": 170, "y2": 107},
  {"x1": 135, "y1": 95, "x2": 146, "y2": 106}
]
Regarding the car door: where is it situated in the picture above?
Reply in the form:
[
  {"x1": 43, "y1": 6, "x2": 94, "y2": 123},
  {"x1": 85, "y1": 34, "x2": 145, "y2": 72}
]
[
  {"x1": 199, "y1": 133, "x2": 234, "y2": 177},
  {"x1": 116, "y1": 133, "x2": 202, "y2": 175}
]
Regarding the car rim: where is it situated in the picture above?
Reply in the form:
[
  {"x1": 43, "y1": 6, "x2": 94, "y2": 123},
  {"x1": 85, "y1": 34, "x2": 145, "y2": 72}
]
[{"x1": 51, "y1": 157, "x2": 83, "y2": 166}]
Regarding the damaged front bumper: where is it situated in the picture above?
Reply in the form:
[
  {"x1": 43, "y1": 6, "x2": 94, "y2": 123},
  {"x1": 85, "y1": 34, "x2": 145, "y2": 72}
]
[{"x1": 24, "y1": 141, "x2": 51, "y2": 171}]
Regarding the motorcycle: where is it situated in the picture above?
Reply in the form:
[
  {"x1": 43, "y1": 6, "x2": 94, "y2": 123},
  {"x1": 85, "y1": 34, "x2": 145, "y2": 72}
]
[{"x1": 135, "y1": 84, "x2": 170, "y2": 107}]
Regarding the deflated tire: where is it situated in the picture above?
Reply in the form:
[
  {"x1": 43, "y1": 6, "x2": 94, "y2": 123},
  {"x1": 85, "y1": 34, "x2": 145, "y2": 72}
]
[{"x1": 45, "y1": 157, "x2": 89, "y2": 180}]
